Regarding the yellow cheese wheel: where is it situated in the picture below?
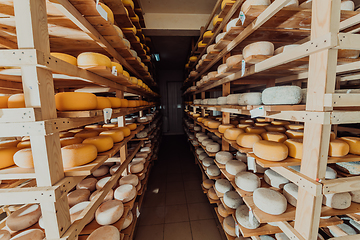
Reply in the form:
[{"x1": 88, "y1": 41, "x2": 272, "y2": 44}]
[
  {"x1": 224, "y1": 128, "x2": 244, "y2": 141},
  {"x1": 107, "y1": 97, "x2": 121, "y2": 108},
  {"x1": 13, "y1": 148, "x2": 33, "y2": 168},
  {"x1": 55, "y1": 92, "x2": 97, "y2": 111},
  {"x1": 193, "y1": 113, "x2": 201, "y2": 118},
  {"x1": 285, "y1": 124, "x2": 304, "y2": 130},
  {"x1": 261, "y1": 132, "x2": 287, "y2": 143},
  {"x1": 237, "y1": 123, "x2": 252, "y2": 130},
  {"x1": 221, "y1": 0, "x2": 235, "y2": 9},
  {"x1": 329, "y1": 139, "x2": 349, "y2": 157},
  {"x1": 271, "y1": 120, "x2": 290, "y2": 126},
  {"x1": 285, "y1": 130, "x2": 303, "y2": 139},
  {"x1": 22, "y1": 136, "x2": 30, "y2": 141},
  {"x1": 212, "y1": 15, "x2": 223, "y2": 26},
  {"x1": 340, "y1": 137, "x2": 360, "y2": 155},
  {"x1": 198, "y1": 41, "x2": 207, "y2": 48},
  {"x1": 96, "y1": 97, "x2": 112, "y2": 110},
  {"x1": 102, "y1": 123, "x2": 117, "y2": 129},
  {"x1": 59, "y1": 132, "x2": 75, "y2": 138},
  {"x1": 204, "y1": 119, "x2": 212, "y2": 127},
  {"x1": 62, "y1": 144, "x2": 98, "y2": 168},
  {"x1": 0, "y1": 147, "x2": 17, "y2": 169},
  {"x1": 60, "y1": 137, "x2": 83, "y2": 147},
  {"x1": 113, "y1": 25, "x2": 123, "y2": 38},
  {"x1": 284, "y1": 139, "x2": 303, "y2": 159},
  {"x1": 77, "y1": 52, "x2": 112, "y2": 69},
  {"x1": 208, "y1": 121, "x2": 221, "y2": 129},
  {"x1": 197, "y1": 117, "x2": 204, "y2": 122},
  {"x1": 203, "y1": 31, "x2": 214, "y2": 38},
  {"x1": 330, "y1": 132, "x2": 336, "y2": 140},
  {"x1": 83, "y1": 136, "x2": 114, "y2": 152},
  {"x1": 265, "y1": 125, "x2": 286, "y2": 133},
  {"x1": 126, "y1": 123, "x2": 137, "y2": 130},
  {"x1": 218, "y1": 124, "x2": 235, "y2": 133},
  {"x1": 17, "y1": 140, "x2": 31, "y2": 149},
  {"x1": 122, "y1": 0, "x2": 134, "y2": 10},
  {"x1": 130, "y1": 77, "x2": 138, "y2": 84},
  {"x1": 253, "y1": 140, "x2": 288, "y2": 161},
  {"x1": 123, "y1": 71, "x2": 130, "y2": 79},
  {"x1": 0, "y1": 140, "x2": 20, "y2": 148},
  {"x1": 111, "y1": 62, "x2": 123, "y2": 75},
  {"x1": 113, "y1": 127, "x2": 131, "y2": 137},
  {"x1": 123, "y1": 25, "x2": 136, "y2": 34},
  {"x1": 100, "y1": 130, "x2": 124, "y2": 143},
  {"x1": 0, "y1": 95, "x2": 9, "y2": 108},
  {"x1": 8, "y1": 94, "x2": 25, "y2": 108},
  {"x1": 50, "y1": 53, "x2": 77, "y2": 66},
  {"x1": 131, "y1": 14, "x2": 139, "y2": 22},
  {"x1": 74, "y1": 130, "x2": 99, "y2": 139},
  {"x1": 189, "y1": 56, "x2": 198, "y2": 62},
  {"x1": 120, "y1": 99, "x2": 128, "y2": 107},
  {"x1": 245, "y1": 126, "x2": 266, "y2": 134},
  {"x1": 68, "y1": 128, "x2": 84, "y2": 134},
  {"x1": 236, "y1": 133, "x2": 262, "y2": 148},
  {"x1": 230, "y1": 119, "x2": 239, "y2": 125},
  {"x1": 128, "y1": 100, "x2": 137, "y2": 108},
  {"x1": 254, "y1": 122, "x2": 270, "y2": 127},
  {"x1": 99, "y1": 3, "x2": 114, "y2": 24},
  {"x1": 256, "y1": 118, "x2": 267, "y2": 123}
]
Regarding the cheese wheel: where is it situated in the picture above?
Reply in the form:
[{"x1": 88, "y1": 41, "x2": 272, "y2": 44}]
[
  {"x1": 77, "y1": 178, "x2": 97, "y2": 192},
  {"x1": 60, "y1": 131, "x2": 76, "y2": 137},
  {"x1": 77, "y1": 52, "x2": 112, "y2": 69},
  {"x1": 253, "y1": 140, "x2": 288, "y2": 161},
  {"x1": 70, "y1": 201, "x2": 94, "y2": 224},
  {"x1": 119, "y1": 174, "x2": 139, "y2": 186},
  {"x1": 238, "y1": 93, "x2": 262, "y2": 105},
  {"x1": 253, "y1": 188, "x2": 287, "y2": 215},
  {"x1": 96, "y1": 176, "x2": 111, "y2": 190},
  {"x1": 69, "y1": 128, "x2": 85, "y2": 133},
  {"x1": 243, "y1": 41, "x2": 274, "y2": 60},
  {"x1": 323, "y1": 193, "x2": 351, "y2": 209},
  {"x1": 128, "y1": 161, "x2": 144, "y2": 173},
  {"x1": 226, "y1": 54, "x2": 243, "y2": 68},
  {"x1": 246, "y1": 126, "x2": 266, "y2": 134},
  {"x1": 217, "y1": 97, "x2": 227, "y2": 105},
  {"x1": 136, "y1": 151, "x2": 149, "y2": 158},
  {"x1": 0, "y1": 230, "x2": 10, "y2": 240},
  {"x1": 74, "y1": 130, "x2": 99, "y2": 139},
  {"x1": 224, "y1": 128, "x2": 244, "y2": 141},
  {"x1": 13, "y1": 148, "x2": 34, "y2": 168},
  {"x1": 350, "y1": 190, "x2": 360, "y2": 203},
  {"x1": 206, "y1": 142, "x2": 220, "y2": 152},
  {"x1": 261, "y1": 132, "x2": 287, "y2": 143},
  {"x1": 215, "y1": 179, "x2": 232, "y2": 193},
  {"x1": 8, "y1": 94, "x2": 25, "y2": 108},
  {"x1": 99, "y1": 3, "x2": 114, "y2": 23},
  {"x1": 285, "y1": 130, "x2": 304, "y2": 139},
  {"x1": 223, "y1": 216, "x2": 236, "y2": 237},
  {"x1": 96, "y1": 97, "x2": 112, "y2": 110},
  {"x1": 265, "y1": 125, "x2": 286, "y2": 133},
  {"x1": 208, "y1": 121, "x2": 221, "y2": 129},
  {"x1": 114, "y1": 184, "x2": 137, "y2": 202},
  {"x1": 60, "y1": 137, "x2": 83, "y2": 147},
  {"x1": 207, "y1": 44, "x2": 219, "y2": 54},
  {"x1": 110, "y1": 164, "x2": 120, "y2": 175},
  {"x1": 208, "y1": 187, "x2": 219, "y2": 200},
  {"x1": 218, "y1": 124, "x2": 235, "y2": 134},
  {"x1": 11, "y1": 229, "x2": 44, "y2": 240},
  {"x1": 235, "y1": 172, "x2": 260, "y2": 192},
  {"x1": 83, "y1": 136, "x2": 113, "y2": 152},
  {"x1": 194, "y1": 126, "x2": 201, "y2": 131},
  {"x1": 90, "y1": 188, "x2": 114, "y2": 202},
  {"x1": 275, "y1": 233, "x2": 290, "y2": 240},
  {"x1": 207, "y1": 165, "x2": 221, "y2": 176},
  {"x1": 113, "y1": 127, "x2": 131, "y2": 137},
  {"x1": 93, "y1": 165, "x2": 109, "y2": 177},
  {"x1": 62, "y1": 143, "x2": 98, "y2": 168},
  {"x1": 284, "y1": 139, "x2": 302, "y2": 159},
  {"x1": 0, "y1": 147, "x2": 18, "y2": 169},
  {"x1": 236, "y1": 133, "x2": 262, "y2": 148},
  {"x1": 224, "y1": 190, "x2": 242, "y2": 209},
  {"x1": 226, "y1": 94, "x2": 241, "y2": 105},
  {"x1": 100, "y1": 130, "x2": 124, "y2": 143},
  {"x1": 68, "y1": 189, "x2": 90, "y2": 207},
  {"x1": 241, "y1": 0, "x2": 271, "y2": 12},
  {"x1": 341, "y1": 0, "x2": 355, "y2": 11},
  {"x1": 0, "y1": 96, "x2": 9, "y2": 108},
  {"x1": 329, "y1": 224, "x2": 357, "y2": 238},
  {"x1": 237, "y1": 123, "x2": 252, "y2": 130},
  {"x1": 140, "y1": 146, "x2": 151, "y2": 153},
  {"x1": 0, "y1": 140, "x2": 20, "y2": 148},
  {"x1": 218, "y1": 203, "x2": 230, "y2": 218},
  {"x1": 283, "y1": 183, "x2": 298, "y2": 207},
  {"x1": 262, "y1": 86, "x2": 302, "y2": 105},
  {"x1": 121, "y1": 211, "x2": 133, "y2": 230},
  {"x1": 339, "y1": 137, "x2": 360, "y2": 155},
  {"x1": 51, "y1": 52, "x2": 77, "y2": 65},
  {"x1": 215, "y1": 151, "x2": 233, "y2": 164},
  {"x1": 202, "y1": 139, "x2": 214, "y2": 147},
  {"x1": 240, "y1": 119, "x2": 254, "y2": 124},
  {"x1": 95, "y1": 200, "x2": 124, "y2": 225},
  {"x1": 329, "y1": 139, "x2": 349, "y2": 157},
  {"x1": 254, "y1": 122, "x2": 270, "y2": 127},
  {"x1": 87, "y1": 225, "x2": 120, "y2": 240},
  {"x1": 196, "y1": 148, "x2": 205, "y2": 155},
  {"x1": 120, "y1": 99, "x2": 129, "y2": 108},
  {"x1": 126, "y1": 123, "x2": 137, "y2": 130},
  {"x1": 264, "y1": 169, "x2": 289, "y2": 189},
  {"x1": 226, "y1": 160, "x2": 246, "y2": 175},
  {"x1": 217, "y1": 63, "x2": 227, "y2": 74},
  {"x1": 235, "y1": 205, "x2": 260, "y2": 230},
  {"x1": 236, "y1": 151, "x2": 247, "y2": 162},
  {"x1": 107, "y1": 97, "x2": 122, "y2": 108},
  {"x1": 203, "y1": 179, "x2": 214, "y2": 189},
  {"x1": 6, "y1": 204, "x2": 41, "y2": 231},
  {"x1": 199, "y1": 153, "x2": 208, "y2": 161},
  {"x1": 271, "y1": 120, "x2": 290, "y2": 126},
  {"x1": 285, "y1": 124, "x2": 304, "y2": 130}
]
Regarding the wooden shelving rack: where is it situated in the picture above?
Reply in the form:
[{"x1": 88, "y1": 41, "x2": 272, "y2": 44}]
[{"x1": 184, "y1": 0, "x2": 360, "y2": 240}]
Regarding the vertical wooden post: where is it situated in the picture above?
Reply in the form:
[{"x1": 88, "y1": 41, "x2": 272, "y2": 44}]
[
  {"x1": 222, "y1": 83, "x2": 230, "y2": 151},
  {"x1": 201, "y1": 92, "x2": 205, "y2": 117},
  {"x1": 294, "y1": 1, "x2": 341, "y2": 239},
  {"x1": 116, "y1": 91, "x2": 127, "y2": 164}
]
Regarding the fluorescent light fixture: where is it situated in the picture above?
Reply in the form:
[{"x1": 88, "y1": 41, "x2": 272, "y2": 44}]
[{"x1": 153, "y1": 54, "x2": 160, "y2": 61}]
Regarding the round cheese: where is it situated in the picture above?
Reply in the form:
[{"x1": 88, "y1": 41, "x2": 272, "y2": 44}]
[
  {"x1": 262, "y1": 86, "x2": 302, "y2": 105},
  {"x1": 100, "y1": 130, "x2": 124, "y2": 143},
  {"x1": 246, "y1": 126, "x2": 266, "y2": 135},
  {"x1": 96, "y1": 176, "x2": 111, "y2": 190},
  {"x1": 236, "y1": 133, "x2": 262, "y2": 148},
  {"x1": 284, "y1": 139, "x2": 303, "y2": 159},
  {"x1": 215, "y1": 179, "x2": 232, "y2": 193},
  {"x1": 223, "y1": 216, "x2": 236, "y2": 237},
  {"x1": 208, "y1": 121, "x2": 221, "y2": 129},
  {"x1": 120, "y1": 99, "x2": 129, "y2": 107},
  {"x1": 236, "y1": 151, "x2": 247, "y2": 162},
  {"x1": 224, "y1": 128, "x2": 244, "y2": 141},
  {"x1": 199, "y1": 153, "x2": 208, "y2": 161},
  {"x1": 119, "y1": 175, "x2": 139, "y2": 187},
  {"x1": 253, "y1": 188, "x2": 287, "y2": 215},
  {"x1": 237, "y1": 123, "x2": 252, "y2": 130},
  {"x1": 206, "y1": 142, "x2": 220, "y2": 152},
  {"x1": 95, "y1": 199, "x2": 124, "y2": 225},
  {"x1": 215, "y1": 151, "x2": 233, "y2": 164},
  {"x1": 196, "y1": 148, "x2": 205, "y2": 155},
  {"x1": 207, "y1": 44, "x2": 218, "y2": 54},
  {"x1": 77, "y1": 178, "x2": 97, "y2": 192},
  {"x1": 8, "y1": 94, "x2": 25, "y2": 108},
  {"x1": 107, "y1": 97, "x2": 122, "y2": 108},
  {"x1": 271, "y1": 120, "x2": 290, "y2": 126},
  {"x1": 341, "y1": 0, "x2": 355, "y2": 11},
  {"x1": 218, "y1": 203, "x2": 230, "y2": 218},
  {"x1": 350, "y1": 190, "x2": 360, "y2": 203},
  {"x1": 93, "y1": 165, "x2": 109, "y2": 177},
  {"x1": 121, "y1": 211, "x2": 133, "y2": 230},
  {"x1": 323, "y1": 193, "x2": 351, "y2": 209},
  {"x1": 226, "y1": 160, "x2": 246, "y2": 175},
  {"x1": 55, "y1": 92, "x2": 98, "y2": 111},
  {"x1": 96, "y1": 97, "x2": 112, "y2": 110},
  {"x1": 241, "y1": 119, "x2": 255, "y2": 124},
  {"x1": 285, "y1": 124, "x2": 304, "y2": 130},
  {"x1": 218, "y1": 124, "x2": 235, "y2": 133},
  {"x1": 109, "y1": 164, "x2": 120, "y2": 175},
  {"x1": 6, "y1": 204, "x2": 41, "y2": 231},
  {"x1": 68, "y1": 189, "x2": 90, "y2": 207},
  {"x1": 326, "y1": 166, "x2": 337, "y2": 179},
  {"x1": 77, "y1": 52, "x2": 112, "y2": 68},
  {"x1": 128, "y1": 161, "x2": 144, "y2": 173},
  {"x1": 226, "y1": 94, "x2": 241, "y2": 105},
  {"x1": 264, "y1": 169, "x2": 289, "y2": 189},
  {"x1": 90, "y1": 188, "x2": 114, "y2": 202},
  {"x1": 207, "y1": 165, "x2": 221, "y2": 176},
  {"x1": 339, "y1": 137, "x2": 360, "y2": 155},
  {"x1": 83, "y1": 136, "x2": 114, "y2": 152},
  {"x1": 243, "y1": 41, "x2": 274, "y2": 60},
  {"x1": 0, "y1": 230, "x2": 10, "y2": 240},
  {"x1": 217, "y1": 64, "x2": 228, "y2": 74},
  {"x1": 207, "y1": 71, "x2": 218, "y2": 79},
  {"x1": 11, "y1": 229, "x2": 44, "y2": 240},
  {"x1": 223, "y1": 190, "x2": 242, "y2": 209},
  {"x1": 126, "y1": 123, "x2": 137, "y2": 130},
  {"x1": 0, "y1": 96, "x2": 9, "y2": 108},
  {"x1": 241, "y1": 0, "x2": 271, "y2": 12},
  {"x1": 253, "y1": 140, "x2": 288, "y2": 161},
  {"x1": 60, "y1": 137, "x2": 83, "y2": 147},
  {"x1": 114, "y1": 184, "x2": 137, "y2": 202},
  {"x1": 235, "y1": 205, "x2": 260, "y2": 229},
  {"x1": 0, "y1": 140, "x2": 20, "y2": 148},
  {"x1": 285, "y1": 130, "x2": 304, "y2": 139},
  {"x1": 13, "y1": 148, "x2": 33, "y2": 168},
  {"x1": 261, "y1": 132, "x2": 287, "y2": 143},
  {"x1": 235, "y1": 172, "x2": 260, "y2": 192},
  {"x1": 239, "y1": 93, "x2": 262, "y2": 105},
  {"x1": 255, "y1": 122, "x2": 270, "y2": 127},
  {"x1": 62, "y1": 143, "x2": 98, "y2": 168},
  {"x1": 203, "y1": 157, "x2": 215, "y2": 167},
  {"x1": 216, "y1": 32, "x2": 226, "y2": 44},
  {"x1": 265, "y1": 125, "x2": 286, "y2": 133},
  {"x1": 217, "y1": 97, "x2": 227, "y2": 105},
  {"x1": 283, "y1": 183, "x2": 298, "y2": 207},
  {"x1": 329, "y1": 139, "x2": 349, "y2": 157},
  {"x1": 74, "y1": 130, "x2": 99, "y2": 139},
  {"x1": 51, "y1": 52, "x2": 77, "y2": 65},
  {"x1": 113, "y1": 127, "x2": 131, "y2": 137},
  {"x1": 87, "y1": 225, "x2": 120, "y2": 240},
  {"x1": 208, "y1": 187, "x2": 219, "y2": 200},
  {"x1": 99, "y1": 3, "x2": 114, "y2": 23},
  {"x1": 203, "y1": 179, "x2": 214, "y2": 189},
  {"x1": 71, "y1": 202, "x2": 93, "y2": 225}
]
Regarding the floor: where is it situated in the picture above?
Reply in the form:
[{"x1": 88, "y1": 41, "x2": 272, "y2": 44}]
[{"x1": 134, "y1": 135, "x2": 227, "y2": 240}]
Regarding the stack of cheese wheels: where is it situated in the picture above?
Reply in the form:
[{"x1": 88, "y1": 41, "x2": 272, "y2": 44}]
[
  {"x1": 224, "y1": 128, "x2": 244, "y2": 140},
  {"x1": 264, "y1": 169, "x2": 289, "y2": 189},
  {"x1": 6, "y1": 204, "x2": 41, "y2": 231},
  {"x1": 67, "y1": 189, "x2": 90, "y2": 207},
  {"x1": 235, "y1": 172, "x2": 260, "y2": 192},
  {"x1": 236, "y1": 133, "x2": 262, "y2": 148},
  {"x1": 243, "y1": 41, "x2": 274, "y2": 61},
  {"x1": 114, "y1": 184, "x2": 137, "y2": 203},
  {"x1": 235, "y1": 205, "x2": 260, "y2": 229},
  {"x1": 253, "y1": 140, "x2": 288, "y2": 161},
  {"x1": 61, "y1": 143, "x2": 98, "y2": 168},
  {"x1": 87, "y1": 225, "x2": 120, "y2": 240},
  {"x1": 8, "y1": 93, "x2": 26, "y2": 108},
  {"x1": 323, "y1": 192, "x2": 351, "y2": 209},
  {"x1": 253, "y1": 188, "x2": 287, "y2": 215},
  {"x1": 95, "y1": 200, "x2": 124, "y2": 225},
  {"x1": 55, "y1": 92, "x2": 98, "y2": 111},
  {"x1": 262, "y1": 86, "x2": 302, "y2": 105}
]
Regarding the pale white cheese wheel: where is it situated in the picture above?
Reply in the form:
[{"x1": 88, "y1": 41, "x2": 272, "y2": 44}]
[
  {"x1": 198, "y1": 134, "x2": 208, "y2": 142},
  {"x1": 90, "y1": 188, "x2": 114, "y2": 202},
  {"x1": 207, "y1": 44, "x2": 218, "y2": 54},
  {"x1": 341, "y1": 0, "x2": 355, "y2": 11},
  {"x1": 326, "y1": 167, "x2": 337, "y2": 179},
  {"x1": 96, "y1": 176, "x2": 111, "y2": 190},
  {"x1": 136, "y1": 152, "x2": 148, "y2": 158},
  {"x1": 93, "y1": 165, "x2": 109, "y2": 177},
  {"x1": 253, "y1": 188, "x2": 287, "y2": 215},
  {"x1": 87, "y1": 225, "x2": 120, "y2": 240},
  {"x1": 121, "y1": 211, "x2": 133, "y2": 230},
  {"x1": 140, "y1": 147, "x2": 151, "y2": 153},
  {"x1": 67, "y1": 189, "x2": 91, "y2": 207},
  {"x1": 275, "y1": 233, "x2": 290, "y2": 240},
  {"x1": 215, "y1": 179, "x2": 232, "y2": 193},
  {"x1": 128, "y1": 161, "x2": 144, "y2": 173},
  {"x1": 193, "y1": 99, "x2": 202, "y2": 104},
  {"x1": 70, "y1": 201, "x2": 94, "y2": 224},
  {"x1": 262, "y1": 86, "x2": 302, "y2": 105},
  {"x1": 283, "y1": 183, "x2": 298, "y2": 207},
  {"x1": 243, "y1": 41, "x2": 274, "y2": 60},
  {"x1": 199, "y1": 152, "x2": 208, "y2": 161},
  {"x1": 225, "y1": 160, "x2": 247, "y2": 175},
  {"x1": 208, "y1": 187, "x2": 219, "y2": 200},
  {"x1": 223, "y1": 216, "x2": 236, "y2": 237},
  {"x1": 7, "y1": 204, "x2": 41, "y2": 231},
  {"x1": 235, "y1": 205, "x2": 260, "y2": 229},
  {"x1": 217, "y1": 63, "x2": 228, "y2": 74},
  {"x1": 201, "y1": 99, "x2": 208, "y2": 105},
  {"x1": 216, "y1": 151, "x2": 233, "y2": 164},
  {"x1": 216, "y1": 32, "x2": 227, "y2": 44},
  {"x1": 323, "y1": 193, "x2": 351, "y2": 209},
  {"x1": 206, "y1": 142, "x2": 220, "y2": 153},
  {"x1": 226, "y1": 55, "x2": 243, "y2": 68},
  {"x1": 132, "y1": 157, "x2": 146, "y2": 164},
  {"x1": 224, "y1": 190, "x2": 242, "y2": 209},
  {"x1": 208, "y1": 98, "x2": 218, "y2": 105},
  {"x1": 203, "y1": 157, "x2": 215, "y2": 167},
  {"x1": 0, "y1": 230, "x2": 10, "y2": 240},
  {"x1": 202, "y1": 139, "x2": 215, "y2": 146},
  {"x1": 114, "y1": 184, "x2": 137, "y2": 203},
  {"x1": 350, "y1": 190, "x2": 360, "y2": 203},
  {"x1": 10, "y1": 229, "x2": 44, "y2": 240},
  {"x1": 236, "y1": 151, "x2": 247, "y2": 162},
  {"x1": 226, "y1": 18, "x2": 240, "y2": 32},
  {"x1": 241, "y1": 0, "x2": 271, "y2": 12},
  {"x1": 239, "y1": 93, "x2": 262, "y2": 105},
  {"x1": 196, "y1": 148, "x2": 205, "y2": 155},
  {"x1": 110, "y1": 164, "x2": 120, "y2": 175},
  {"x1": 203, "y1": 179, "x2": 215, "y2": 189},
  {"x1": 218, "y1": 203, "x2": 230, "y2": 218},
  {"x1": 227, "y1": 94, "x2": 241, "y2": 105},
  {"x1": 235, "y1": 172, "x2": 260, "y2": 192},
  {"x1": 77, "y1": 177, "x2": 97, "y2": 192},
  {"x1": 95, "y1": 199, "x2": 124, "y2": 225},
  {"x1": 194, "y1": 126, "x2": 201, "y2": 131},
  {"x1": 329, "y1": 224, "x2": 357, "y2": 237},
  {"x1": 217, "y1": 97, "x2": 227, "y2": 105},
  {"x1": 207, "y1": 165, "x2": 221, "y2": 176},
  {"x1": 336, "y1": 162, "x2": 360, "y2": 175},
  {"x1": 119, "y1": 174, "x2": 139, "y2": 186},
  {"x1": 264, "y1": 169, "x2": 289, "y2": 189}
]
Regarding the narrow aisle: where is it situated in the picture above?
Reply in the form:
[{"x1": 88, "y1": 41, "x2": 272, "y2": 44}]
[{"x1": 134, "y1": 135, "x2": 227, "y2": 240}]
